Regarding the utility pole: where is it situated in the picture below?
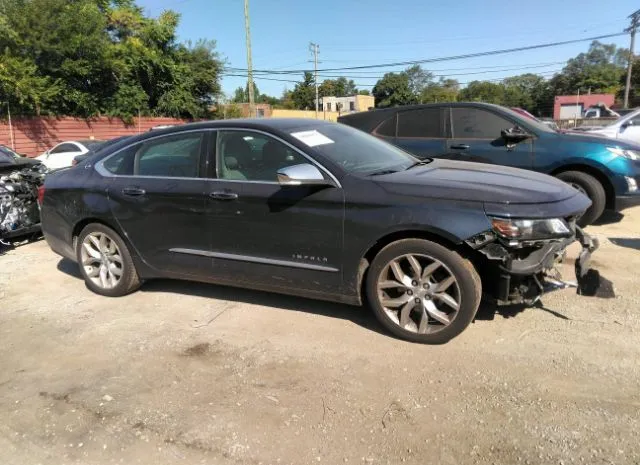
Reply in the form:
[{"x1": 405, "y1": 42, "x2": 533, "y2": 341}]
[
  {"x1": 7, "y1": 102, "x2": 15, "y2": 150},
  {"x1": 243, "y1": 0, "x2": 255, "y2": 117},
  {"x1": 309, "y1": 42, "x2": 320, "y2": 118},
  {"x1": 624, "y1": 9, "x2": 640, "y2": 108}
]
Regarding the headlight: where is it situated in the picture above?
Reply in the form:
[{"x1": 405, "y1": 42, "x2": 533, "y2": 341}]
[
  {"x1": 606, "y1": 147, "x2": 640, "y2": 160},
  {"x1": 490, "y1": 217, "x2": 572, "y2": 240}
]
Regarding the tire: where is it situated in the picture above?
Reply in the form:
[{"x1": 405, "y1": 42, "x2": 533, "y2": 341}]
[
  {"x1": 556, "y1": 171, "x2": 606, "y2": 227},
  {"x1": 365, "y1": 239, "x2": 482, "y2": 344},
  {"x1": 76, "y1": 223, "x2": 141, "y2": 297}
]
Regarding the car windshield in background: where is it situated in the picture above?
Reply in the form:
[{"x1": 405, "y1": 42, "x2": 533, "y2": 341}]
[
  {"x1": 79, "y1": 140, "x2": 106, "y2": 149},
  {"x1": 0, "y1": 145, "x2": 21, "y2": 159},
  {"x1": 291, "y1": 124, "x2": 418, "y2": 175},
  {"x1": 0, "y1": 150, "x2": 15, "y2": 165},
  {"x1": 500, "y1": 107, "x2": 557, "y2": 134}
]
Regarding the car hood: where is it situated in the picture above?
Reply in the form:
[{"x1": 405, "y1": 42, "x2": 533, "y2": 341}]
[
  {"x1": 375, "y1": 159, "x2": 580, "y2": 205},
  {"x1": 561, "y1": 130, "x2": 640, "y2": 149}
]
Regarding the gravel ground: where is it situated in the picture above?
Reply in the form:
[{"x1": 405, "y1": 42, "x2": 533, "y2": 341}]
[{"x1": 1, "y1": 207, "x2": 639, "y2": 465}]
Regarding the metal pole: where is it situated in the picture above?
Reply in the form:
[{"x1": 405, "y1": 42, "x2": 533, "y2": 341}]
[
  {"x1": 244, "y1": 0, "x2": 255, "y2": 118},
  {"x1": 310, "y1": 42, "x2": 319, "y2": 118},
  {"x1": 7, "y1": 102, "x2": 15, "y2": 151},
  {"x1": 575, "y1": 89, "x2": 580, "y2": 128},
  {"x1": 624, "y1": 12, "x2": 640, "y2": 108}
]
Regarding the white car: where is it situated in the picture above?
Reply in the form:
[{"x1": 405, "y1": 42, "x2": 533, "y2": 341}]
[
  {"x1": 37, "y1": 140, "x2": 105, "y2": 169},
  {"x1": 581, "y1": 109, "x2": 640, "y2": 145}
]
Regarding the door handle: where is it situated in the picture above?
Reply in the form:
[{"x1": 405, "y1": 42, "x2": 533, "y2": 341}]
[
  {"x1": 122, "y1": 187, "x2": 146, "y2": 196},
  {"x1": 450, "y1": 144, "x2": 470, "y2": 150},
  {"x1": 210, "y1": 191, "x2": 238, "y2": 200}
]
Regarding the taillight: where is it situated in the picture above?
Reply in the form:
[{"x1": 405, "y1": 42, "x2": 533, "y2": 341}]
[{"x1": 37, "y1": 185, "x2": 45, "y2": 205}]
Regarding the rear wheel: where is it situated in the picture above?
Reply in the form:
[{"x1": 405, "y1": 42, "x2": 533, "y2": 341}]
[
  {"x1": 366, "y1": 239, "x2": 482, "y2": 344},
  {"x1": 556, "y1": 171, "x2": 606, "y2": 227},
  {"x1": 76, "y1": 223, "x2": 141, "y2": 297}
]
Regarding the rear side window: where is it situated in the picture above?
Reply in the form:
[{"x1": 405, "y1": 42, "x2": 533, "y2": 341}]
[
  {"x1": 50, "y1": 143, "x2": 79, "y2": 154},
  {"x1": 451, "y1": 108, "x2": 512, "y2": 139},
  {"x1": 102, "y1": 132, "x2": 204, "y2": 177},
  {"x1": 397, "y1": 108, "x2": 445, "y2": 138},
  {"x1": 374, "y1": 114, "x2": 397, "y2": 137}
]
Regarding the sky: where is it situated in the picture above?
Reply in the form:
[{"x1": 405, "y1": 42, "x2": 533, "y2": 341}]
[{"x1": 136, "y1": 0, "x2": 638, "y2": 98}]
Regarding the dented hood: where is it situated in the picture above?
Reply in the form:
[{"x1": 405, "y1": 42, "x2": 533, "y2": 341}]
[{"x1": 375, "y1": 159, "x2": 579, "y2": 205}]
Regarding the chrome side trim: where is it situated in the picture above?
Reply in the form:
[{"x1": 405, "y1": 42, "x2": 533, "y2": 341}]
[{"x1": 169, "y1": 248, "x2": 339, "y2": 272}]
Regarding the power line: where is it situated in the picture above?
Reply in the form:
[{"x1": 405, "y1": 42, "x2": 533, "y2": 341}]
[
  {"x1": 248, "y1": 62, "x2": 567, "y2": 80},
  {"x1": 226, "y1": 32, "x2": 626, "y2": 74}
]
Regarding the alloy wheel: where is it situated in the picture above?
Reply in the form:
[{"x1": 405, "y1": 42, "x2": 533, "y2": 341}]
[
  {"x1": 80, "y1": 232, "x2": 124, "y2": 290},
  {"x1": 376, "y1": 254, "x2": 461, "y2": 334}
]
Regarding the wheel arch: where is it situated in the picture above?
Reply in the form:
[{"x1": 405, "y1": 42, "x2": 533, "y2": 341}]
[
  {"x1": 355, "y1": 228, "x2": 468, "y2": 305},
  {"x1": 550, "y1": 163, "x2": 615, "y2": 210}
]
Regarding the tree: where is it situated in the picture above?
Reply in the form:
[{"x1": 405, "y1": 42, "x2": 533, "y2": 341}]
[
  {"x1": 0, "y1": 0, "x2": 222, "y2": 119},
  {"x1": 420, "y1": 78, "x2": 459, "y2": 103},
  {"x1": 405, "y1": 65, "x2": 433, "y2": 102},
  {"x1": 459, "y1": 81, "x2": 505, "y2": 104},
  {"x1": 358, "y1": 89, "x2": 371, "y2": 96},
  {"x1": 372, "y1": 72, "x2": 414, "y2": 108},
  {"x1": 290, "y1": 72, "x2": 316, "y2": 109},
  {"x1": 550, "y1": 41, "x2": 627, "y2": 96},
  {"x1": 319, "y1": 77, "x2": 357, "y2": 97}
]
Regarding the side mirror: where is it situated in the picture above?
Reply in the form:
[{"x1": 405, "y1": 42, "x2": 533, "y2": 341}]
[
  {"x1": 622, "y1": 120, "x2": 634, "y2": 129},
  {"x1": 277, "y1": 163, "x2": 333, "y2": 187},
  {"x1": 501, "y1": 127, "x2": 530, "y2": 142}
]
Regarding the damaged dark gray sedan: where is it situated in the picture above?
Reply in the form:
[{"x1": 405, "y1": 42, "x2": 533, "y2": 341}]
[{"x1": 40, "y1": 119, "x2": 598, "y2": 343}]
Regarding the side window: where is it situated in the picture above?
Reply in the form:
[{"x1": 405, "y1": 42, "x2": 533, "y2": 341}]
[
  {"x1": 50, "y1": 143, "x2": 77, "y2": 154},
  {"x1": 374, "y1": 114, "x2": 397, "y2": 137},
  {"x1": 136, "y1": 133, "x2": 203, "y2": 177},
  {"x1": 451, "y1": 108, "x2": 512, "y2": 139},
  {"x1": 102, "y1": 132, "x2": 204, "y2": 177},
  {"x1": 397, "y1": 108, "x2": 445, "y2": 138},
  {"x1": 217, "y1": 131, "x2": 307, "y2": 182},
  {"x1": 630, "y1": 116, "x2": 640, "y2": 126}
]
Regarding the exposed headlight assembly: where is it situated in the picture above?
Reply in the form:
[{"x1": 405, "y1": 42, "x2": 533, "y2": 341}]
[
  {"x1": 490, "y1": 217, "x2": 572, "y2": 240},
  {"x1": 606, "y1": 147, "x2": 640, "y2": 160}
]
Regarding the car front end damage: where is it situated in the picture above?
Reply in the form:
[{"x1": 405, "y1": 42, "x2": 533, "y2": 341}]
[{"x1": 465, "y1": 216, "x2": 600, "y2": 305}]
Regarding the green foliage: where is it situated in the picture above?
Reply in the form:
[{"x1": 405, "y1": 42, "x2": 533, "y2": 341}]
[
  {"x1": 289, "y1": 72, "x2": 316, "y2": 110},
  {"x1": 405, "y1": 65, "x2": 433, "y2": 100},
  {"x1": 319, "y1": 77, "x2": 357, "y2": 98},
  {"x1": 358, "y1": 89, "x2": 371, "y2": 96},
  {"x1": 372, "y1": 72, "x2": 414, "y2": 108},
  {"x1": 420, "y1": 78, "x2": 460, "y2": 103},
  {"x1": 0, "y1": 0, "x2": 222, "y2": 118}
]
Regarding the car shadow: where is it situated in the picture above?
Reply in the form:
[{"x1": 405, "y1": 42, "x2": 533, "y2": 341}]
[
  {"x1": 593, "y1": 211, "x2": 624, "y2": 226},
  {"x1": 609, "y1": 237, "x2": 640, "y2": 251},
  {"x1": 475, "y1": 300, "x2": 572, "y2": 321},
  {"x1": 57, "y1": 258, "x2": 83, "y2": 279}
]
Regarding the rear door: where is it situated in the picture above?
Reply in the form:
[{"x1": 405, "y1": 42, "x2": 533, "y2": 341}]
[
  {"x1": 446, "y1": 106, "x2": 533, "y2": 170},
  {"x1": 393, "y1": 107, "x2": 447, "y2": 159},
  {"x1": 99, "y1": 130, "x2": 212, "y2": 277}
]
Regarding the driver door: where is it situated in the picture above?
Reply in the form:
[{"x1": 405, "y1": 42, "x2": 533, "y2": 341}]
[
  {"x1": 445, "y1": 106, "x2": 533, "y2": 170},
  {"x1": 206, "y1": 129, "x2": 345, "y2": 295}
]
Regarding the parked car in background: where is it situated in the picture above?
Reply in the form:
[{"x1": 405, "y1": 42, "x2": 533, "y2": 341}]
[
  {"x1": 37, "y1": 140, "x2": 106, "y2": 170},
  {"x1": 579, "y1": 108, "x2": 640, "y2": 145},
  {"x1": 40, "y1": 119, "x2": 599, "y2": 344},
  {"x1": 72, "y1": 136, "x2": 132, "y2": 166},
  {"x1": 339, "y1": 102, "x2": 640, "y2": 226},
  {"x1": 0, "y1": 145, "x2": 41, "y2": 171}
]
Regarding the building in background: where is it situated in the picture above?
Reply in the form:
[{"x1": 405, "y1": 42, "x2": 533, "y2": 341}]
[
  {"x1": 554, "y1": 94, "x2": 615, "y2": 120},
  {"x1": 317, "y1": 95, "x2": 375, "y2": 114}
]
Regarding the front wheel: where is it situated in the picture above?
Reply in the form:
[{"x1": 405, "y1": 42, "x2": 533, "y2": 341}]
[
  {"x1": 366, "y1": 239, "x2": 482, "y2": 344},
  {"x1": 556, "y1": 171, "x2": 606, "y2": 227},
  {"x1": 76, "y1": 223, "x2": 141, "y2": 297}
]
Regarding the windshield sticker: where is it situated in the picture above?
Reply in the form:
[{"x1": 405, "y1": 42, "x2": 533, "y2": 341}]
[{"x1": 290, "y1": 130, "x2": 335, "y2": 147}]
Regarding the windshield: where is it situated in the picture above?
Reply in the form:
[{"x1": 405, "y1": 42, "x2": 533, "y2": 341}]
[
  {"x1": 0, "y1": 145, "x2": 21, "y2": 159},
  {"x1": 290, "y1": 123, "x2": 418, "y2": 175}
]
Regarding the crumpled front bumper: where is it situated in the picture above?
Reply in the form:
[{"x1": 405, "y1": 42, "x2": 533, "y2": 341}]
[{"x1": 471, "y1": 226, "x2": 600, "y2": 304}]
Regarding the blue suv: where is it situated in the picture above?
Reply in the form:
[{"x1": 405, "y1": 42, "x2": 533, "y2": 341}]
[{"x1": 339, "y1": 102, "x2": 640, "y2": 226}]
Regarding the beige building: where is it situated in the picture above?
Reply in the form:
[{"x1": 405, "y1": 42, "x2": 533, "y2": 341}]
[{"x1": 317, "y1": 94, "x2": 375, "y2": 114}]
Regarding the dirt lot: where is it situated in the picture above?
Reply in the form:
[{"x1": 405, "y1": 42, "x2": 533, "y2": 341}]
[{"x1": 1, "y1": 208, "x2": 640, "y2": 465}]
